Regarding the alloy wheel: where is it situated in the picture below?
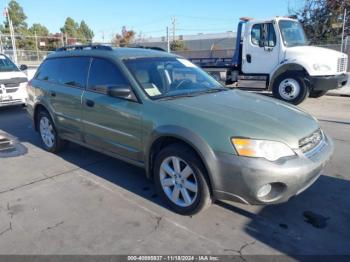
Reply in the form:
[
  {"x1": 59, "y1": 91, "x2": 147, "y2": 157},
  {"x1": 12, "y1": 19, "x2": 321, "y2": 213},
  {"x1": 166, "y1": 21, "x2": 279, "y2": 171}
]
[{"x1": 159, "y1": 156, "x2": 198, "y2": 207}]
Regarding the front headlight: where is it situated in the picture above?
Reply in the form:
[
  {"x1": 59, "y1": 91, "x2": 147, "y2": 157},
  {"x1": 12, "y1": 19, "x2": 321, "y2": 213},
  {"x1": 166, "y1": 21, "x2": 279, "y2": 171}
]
[
  {"x1": 313, "y1": 63, "x2": 331, "y2": 72},
  {"x1": 231, "y1": 138, "x2": 295, "y2": 161}
]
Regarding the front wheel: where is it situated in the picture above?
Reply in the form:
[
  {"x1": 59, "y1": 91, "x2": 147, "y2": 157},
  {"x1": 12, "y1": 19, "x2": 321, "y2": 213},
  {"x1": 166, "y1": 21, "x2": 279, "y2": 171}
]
[
  {"x1": 309, "y1": 90, "x2": 327, "y2": 98},
  {"x1": 154, "y1": 144, "x2": 211, "y2": 215},
  {"x1": 272, "y1": 73, "x2": 309, "y2": 105}
]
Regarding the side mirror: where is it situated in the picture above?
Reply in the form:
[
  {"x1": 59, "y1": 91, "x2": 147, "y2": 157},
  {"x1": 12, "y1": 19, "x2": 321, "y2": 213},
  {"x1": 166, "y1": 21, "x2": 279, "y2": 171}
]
[
  {"x1": 20, "y1": 64, "x2": 28, "y2": 71},
  {"x1": 108, "y1": 85, "x2": 131, "y2": 98}
]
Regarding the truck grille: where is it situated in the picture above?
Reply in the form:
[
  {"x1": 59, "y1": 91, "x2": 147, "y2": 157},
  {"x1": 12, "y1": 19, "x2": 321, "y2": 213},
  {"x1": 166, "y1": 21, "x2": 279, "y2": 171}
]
[
  {"x1": 299, "y1": 129, "x2": 324, "y2": 154},
  {"x1": 337, "y1": 57, "x2": 348, "y2": 72}
]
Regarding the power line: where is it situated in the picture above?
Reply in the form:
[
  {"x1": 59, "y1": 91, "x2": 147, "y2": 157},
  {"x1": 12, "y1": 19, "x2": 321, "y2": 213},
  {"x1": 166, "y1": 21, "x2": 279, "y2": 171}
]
[{"x1": 176, "y1": 15, "x2": 234, "y2": 22}]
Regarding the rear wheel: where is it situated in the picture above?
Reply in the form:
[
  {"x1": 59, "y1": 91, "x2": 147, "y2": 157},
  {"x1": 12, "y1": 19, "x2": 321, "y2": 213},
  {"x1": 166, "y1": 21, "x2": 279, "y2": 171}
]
[
  {"x1": 273, "y1": 72, "x2": 309, "y2": 105},
  {"x1": 309, "y1": 90, "x2": 327, "y2": 98},
  {"x1": 38, "y1": 110, "x2": 66, "y2": 153},
  {"x1": 154, "y1": 144, "x2": 211, "y2": 215}
]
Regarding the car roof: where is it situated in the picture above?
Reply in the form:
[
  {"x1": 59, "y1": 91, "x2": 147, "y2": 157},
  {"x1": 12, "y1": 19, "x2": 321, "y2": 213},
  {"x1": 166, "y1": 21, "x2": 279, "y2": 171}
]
[{"x1": 47, "y1": 47, "x2": 179, "y2": 60}]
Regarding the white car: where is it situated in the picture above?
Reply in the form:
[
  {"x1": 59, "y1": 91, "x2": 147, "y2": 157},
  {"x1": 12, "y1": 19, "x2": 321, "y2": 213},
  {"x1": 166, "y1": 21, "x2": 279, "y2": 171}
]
[{"x1": 0, "y1": 54, "x2": 28, "y2": 108}]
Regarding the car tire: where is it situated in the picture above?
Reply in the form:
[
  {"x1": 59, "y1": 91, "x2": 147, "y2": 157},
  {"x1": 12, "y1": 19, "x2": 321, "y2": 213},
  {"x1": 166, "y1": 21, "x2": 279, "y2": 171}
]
[
  {"x1": 309, "y1": 90, "x2": 327, "y2": 98},
  {"x1": 154, "y1": 144, "x2": 212, "y2": 215},
  {"x1": 272, "y1": 72, "x2": 309, "y2": 105},
  {"x1": 37, "y1": 110, "x2": 66, "y2": 153}
]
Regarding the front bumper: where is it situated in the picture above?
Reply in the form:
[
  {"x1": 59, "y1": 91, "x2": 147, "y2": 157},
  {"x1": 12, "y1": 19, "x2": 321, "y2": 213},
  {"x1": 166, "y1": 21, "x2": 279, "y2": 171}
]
[
  {"x1": 309, "y1": 73, "x2": 348, "y2": 91},
  {"x1": 212, "y1": 134, "x2": 334, "y2": 205},
  {"x1": 0, "y1": 83, "x2": 28, "y2": 107}
]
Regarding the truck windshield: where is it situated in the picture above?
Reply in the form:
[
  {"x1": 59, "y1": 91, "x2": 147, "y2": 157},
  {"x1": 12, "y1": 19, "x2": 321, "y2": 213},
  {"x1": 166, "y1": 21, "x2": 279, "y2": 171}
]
[
  {"x1": 279, "y1": 20, "x2": 308, "y2": 47},
  {"x1": 124, "y1": 57, "x2": 226, "y2": 99},
  {"x1": 0, "y1": 55, "x2": 19, "y2": 72}
]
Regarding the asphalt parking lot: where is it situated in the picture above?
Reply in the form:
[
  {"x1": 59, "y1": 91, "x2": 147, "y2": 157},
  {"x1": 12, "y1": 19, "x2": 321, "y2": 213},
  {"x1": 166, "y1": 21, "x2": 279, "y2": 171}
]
[{"x1": 0, "y1": 95, "x2": 349, "y2": 256}]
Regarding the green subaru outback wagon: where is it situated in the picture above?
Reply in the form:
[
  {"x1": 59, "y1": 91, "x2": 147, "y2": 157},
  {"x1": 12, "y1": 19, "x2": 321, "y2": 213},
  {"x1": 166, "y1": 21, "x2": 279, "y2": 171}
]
[{"x1": 27, "y1": 45, "x2": 333, "y2": 215}]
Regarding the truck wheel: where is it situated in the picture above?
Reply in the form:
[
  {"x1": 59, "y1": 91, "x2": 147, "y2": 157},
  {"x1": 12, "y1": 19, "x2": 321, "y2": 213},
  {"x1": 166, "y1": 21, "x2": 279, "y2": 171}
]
[
  {"x1": 309, "y1": 90, "x2": 327, "y2": 98},
  {"x1": 154, "y1": 144, "x2": 212, "y2": 215},
  {"x1": 38, "y1": 110, "x2": 66, "y2": 153},
  {"x1": 273, "y1": 73, "x2": 309, "y2": 105}
]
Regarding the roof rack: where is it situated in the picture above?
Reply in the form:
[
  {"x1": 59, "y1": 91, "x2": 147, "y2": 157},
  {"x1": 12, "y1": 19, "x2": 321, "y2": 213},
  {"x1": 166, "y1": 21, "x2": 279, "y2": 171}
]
[
  {"x1": 55, "y1": 44, "x2": 113, "y2": 52},
  {"x1": 128, "y1": 45, "x2": 166, "y2": 52}
]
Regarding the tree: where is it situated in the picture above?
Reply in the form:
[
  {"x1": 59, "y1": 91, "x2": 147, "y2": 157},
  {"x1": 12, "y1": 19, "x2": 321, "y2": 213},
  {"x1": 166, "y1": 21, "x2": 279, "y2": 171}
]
[
  {"x1": 289, "y1": 0, "x2": 350, "y2": 44},
  {"x1": 170, "y1": 40, "x2": 187, "y2": 51},
  {"x1": 4, "y1": 0, "x2": 27, "y2": 32},
  {"x1": 28, "y1": 24, "x2": 50, "y2": 50},
  {"x1": 113, "y1": 26, "x2": 135, "y2": 47},
  {"x1": 61, "y1": 18, "x2": 94, "y2": 44},
  {"x1": 79, "y1": 20, "x2": 94, "y2": 43},
  {"x1": 61, "y1": 17, "x2": 79, "y2": 38}
]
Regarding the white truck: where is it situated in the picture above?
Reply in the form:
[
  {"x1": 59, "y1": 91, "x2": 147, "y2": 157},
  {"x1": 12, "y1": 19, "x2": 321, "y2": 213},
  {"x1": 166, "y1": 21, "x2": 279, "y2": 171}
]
[
  {"x1": 0, "y1": 54, "x2": 28, "y2": 107},
  {"x1": 190, "y1": 17, "x2": 348, "y2": 104}
]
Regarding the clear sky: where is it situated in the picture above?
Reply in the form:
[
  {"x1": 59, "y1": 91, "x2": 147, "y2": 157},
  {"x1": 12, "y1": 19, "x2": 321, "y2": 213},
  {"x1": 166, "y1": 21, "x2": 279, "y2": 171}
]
[{"x1": 1, "y1": 0, "x2": 297, "y2": 41}]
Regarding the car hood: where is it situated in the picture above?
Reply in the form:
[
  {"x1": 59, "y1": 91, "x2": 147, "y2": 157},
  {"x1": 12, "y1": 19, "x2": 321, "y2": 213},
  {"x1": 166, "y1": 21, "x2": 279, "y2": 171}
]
[
  {"x1": 162, "y1": 90, "x2": 319, "y2": 149},
  {"x1": 0, "y1": 71, "x2": 27, "y2": 81}
]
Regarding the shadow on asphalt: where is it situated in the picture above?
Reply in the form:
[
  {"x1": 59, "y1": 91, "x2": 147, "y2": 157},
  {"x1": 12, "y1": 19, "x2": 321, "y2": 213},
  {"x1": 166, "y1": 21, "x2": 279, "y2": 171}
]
[{"x1": 1, "y1": 106, "x2": 350, "y2": 255}]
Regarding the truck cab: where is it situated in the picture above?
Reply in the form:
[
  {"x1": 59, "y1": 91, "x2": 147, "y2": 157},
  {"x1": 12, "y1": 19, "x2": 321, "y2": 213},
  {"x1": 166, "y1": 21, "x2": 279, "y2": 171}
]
[
  {"x1": 193, "y1": 17, "x2": 348, "y2": 104},
  {"x1": 0, "y1": 54, "x2": 28, "y2": 108}
]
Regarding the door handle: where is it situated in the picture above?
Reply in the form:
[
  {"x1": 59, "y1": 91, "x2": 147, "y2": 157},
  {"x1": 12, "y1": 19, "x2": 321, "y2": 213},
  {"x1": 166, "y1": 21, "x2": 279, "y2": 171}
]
[
  {"x1": 85, "y1": 99, "x2": 95, "y2": 107},
  {"x1": 50, "y1": 91, "x2": 56, "y2": 97},
  {"x1": 246, "y1": 54, "x2": 252, "y2": 63}
]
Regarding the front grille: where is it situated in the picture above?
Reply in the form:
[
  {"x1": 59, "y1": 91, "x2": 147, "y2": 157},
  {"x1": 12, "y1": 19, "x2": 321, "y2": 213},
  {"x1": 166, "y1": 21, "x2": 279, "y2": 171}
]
[
  {"x1": 337, "y1": 57, "x2": 348, "y2": 72},
  {"x1": 5, "y1": 88, "x2": 18, "y2": 93},
  {"x1": 299, "y1": 129, "x2": 324, "y2": 154}
]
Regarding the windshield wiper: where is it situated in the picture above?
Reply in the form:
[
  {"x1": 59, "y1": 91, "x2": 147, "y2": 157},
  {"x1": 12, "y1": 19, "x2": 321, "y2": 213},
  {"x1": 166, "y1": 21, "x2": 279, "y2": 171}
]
[{"x1": 158, "y1": 93, "x2": 198, "y2": 100}]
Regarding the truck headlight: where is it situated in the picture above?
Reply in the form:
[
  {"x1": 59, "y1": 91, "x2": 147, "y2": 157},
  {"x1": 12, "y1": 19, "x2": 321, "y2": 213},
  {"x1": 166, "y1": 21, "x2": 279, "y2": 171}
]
[
  {"x1": 313, "y1": 63, "x2": 331, "y2": 71},
  {"x1": 231, "y1": 138, "x2": 295, "y2": 161}
]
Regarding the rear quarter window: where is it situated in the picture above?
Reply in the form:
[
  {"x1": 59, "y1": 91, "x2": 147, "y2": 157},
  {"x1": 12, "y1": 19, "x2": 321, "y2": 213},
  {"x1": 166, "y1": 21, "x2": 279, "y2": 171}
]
[{"x1": 35, "y1": 57, "x2": 90, "y2": 88}]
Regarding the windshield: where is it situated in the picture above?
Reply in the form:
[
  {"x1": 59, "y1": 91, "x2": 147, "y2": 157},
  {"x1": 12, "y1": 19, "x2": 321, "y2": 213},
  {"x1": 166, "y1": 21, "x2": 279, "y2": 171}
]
[
  {"x1": 124, "y1": 57, "x2": 226, "y2": 99},
  {"x1": 0, "y1": 55, "x2": 19, "y2": 72},
  {"x1": 279, "y1": 20, "x2": 308, "y2": 47}
]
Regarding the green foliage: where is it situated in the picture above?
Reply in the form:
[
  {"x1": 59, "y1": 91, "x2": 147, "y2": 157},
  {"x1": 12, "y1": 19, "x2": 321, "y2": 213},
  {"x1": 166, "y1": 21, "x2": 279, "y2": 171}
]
[
  {"x1": 79, "y1": 20, "x2": 94, "y2": 42},
  {"x1": 170, "y1": 40, "x2": 187, "y2": 51},
  {"x1": 290, "y1": 0, "x2": 350, "y2": 44},
  {"x1": 0, "y1": 0, "x2": 94, "y2": 50},
  {"x1": 61, "y1": 17, "x2": 94, "y2": 43},
  {"x1": 4, "y1": 0, "x2": 27, "y2": 32}
]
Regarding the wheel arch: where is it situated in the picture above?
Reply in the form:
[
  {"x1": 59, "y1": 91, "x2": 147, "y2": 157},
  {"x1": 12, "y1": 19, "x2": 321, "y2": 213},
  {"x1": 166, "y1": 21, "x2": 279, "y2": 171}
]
[
  {"x1": 145, "y1": 125, "x2": 217, "y2": 195},
  {"x1": 33, "y1": 103, "x2": 55, "y2": 132},
  {"x1": 269, "y1": 63, "x2": 310, "y2": 91}
]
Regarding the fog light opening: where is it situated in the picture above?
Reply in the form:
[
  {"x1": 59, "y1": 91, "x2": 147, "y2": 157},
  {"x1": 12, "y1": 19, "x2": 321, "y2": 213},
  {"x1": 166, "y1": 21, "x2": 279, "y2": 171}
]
[{"x1": 257, "y1": 184, "x2": 272, "y2": 198}]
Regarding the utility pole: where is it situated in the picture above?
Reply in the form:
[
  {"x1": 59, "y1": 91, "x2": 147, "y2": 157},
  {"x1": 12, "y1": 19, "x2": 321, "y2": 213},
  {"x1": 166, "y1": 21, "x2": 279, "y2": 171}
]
[
  {"x1": 61, "y1": 34, "x2": 64, "y2": 47},
  {"x1": 166, "y1": 26, "x2": 170, "y2": 53},
  {"x1": 171, "y1": 16, "x2": 176, "y2": 42},
  {"x1": 5, "y1": 7, "x2": 17, "y2": 64},
  {"x1": 0, "y1": 33, "x2": 3, "y2": 53},
  {"x1": 34, "y1": 30, "x2": 39, "y2": 62},
  {"x1": 341, "y1": 8, "x2": 347, "y2": 53}
]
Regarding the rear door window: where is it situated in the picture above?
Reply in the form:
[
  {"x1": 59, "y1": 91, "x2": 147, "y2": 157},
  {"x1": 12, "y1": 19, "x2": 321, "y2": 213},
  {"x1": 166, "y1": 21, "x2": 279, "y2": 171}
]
[
  {"x1": 57, "y1": 57, "x2": 90, "y2": 88},
  {"x1": 87, "y1": 58, "x2": 129, "y2": 93}
]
